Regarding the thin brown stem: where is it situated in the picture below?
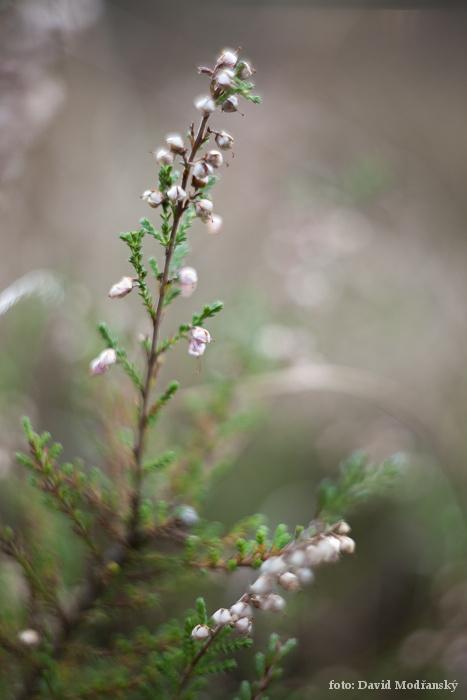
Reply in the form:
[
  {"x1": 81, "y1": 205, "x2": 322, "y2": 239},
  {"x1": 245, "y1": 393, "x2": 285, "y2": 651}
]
[
  {"x1": 129, "y1": 114, "x2": 210, "y2": 543},
  {"x1": 178, "y1": 625, "x2": 222, "y2": 697}
]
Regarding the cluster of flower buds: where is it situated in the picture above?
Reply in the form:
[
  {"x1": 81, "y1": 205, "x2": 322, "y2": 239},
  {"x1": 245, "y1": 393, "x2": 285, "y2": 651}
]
[{"x1": 192, "y1": 523, "x2": 355, "y2": 642}]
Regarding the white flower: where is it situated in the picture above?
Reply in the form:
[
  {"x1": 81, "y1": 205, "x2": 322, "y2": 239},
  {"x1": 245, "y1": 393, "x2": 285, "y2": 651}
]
[
  {"x1": 191, "y1": 326, "x2": 211, "y2": 343},
  {"x1": 178, "y1": 266, "x2": 198, "y2": 297},
  {"x1": 194, "y1": 199, "x2": 213, "y2": 219},
  {"x1": 140, "y1": 189, "x2": 165, "y2": 208},
  {"x1": 166, "y1": 134, "x2": 185, "y2": 154},
  {"x1": 249, "y1": 574, "x2": 274, "y2": 596},
  {"x1": 221, "y1": 96, "x2": 239, "y2": 113},
  {"x1": 286, "y1": 549, "x2": 307, "y2": 569},
  {"x1": 17, "y1": 629, "x2": 40, "y2": 646},
  {"x1": 260, "y1": 556, "x2": 287, "y2": 576},
  {"x1": 195, "y1": 96, "x2": 216, "y2": 116},
  {"x1": 215, "y1": 131, "x2": 234, "y2": 150},
  {"x1": 254, "y1": 593, "x2": 287, "y2": 612},
  {"x1": 188, "y1": 339, "x2": 206, "y2": 357},
  {"x1": 89, "y1": 348, "x2": 117, "y2": 377},
  {"x1": 237, "y1": 62, "x2": 254, "y2": 80},
  {"x1": 295, "y1": 567, "x2": 315, "y2": 586},
  {"x1": 234, "y1": 617, "x2": 252, "y2": 636},
  {"x1": 205, "y1": 150, "x2": 223, "y2": 168},
  {"x1": 192, "y1": 162, "x2": 213, "y2": 180},
  {"x1": 212, "y1": 608, "x2": 232, "y2": 626},
  {"x1": 205, "y1": 214, "x2": 223, "y2": 235},
  {"x1": 338, "y1": 536, "x2": 356, "y2": 554},
  {"x1": 177, "y1": 505, "x2": 199, "y2": 527},
  {"x1": 217, "y1": 49, "x2": 237, "y2": 69},
  {"x1": 154, "y1": 149, "x2": 174, "y2": 165},
  {"x1": 214, "y1": 69, "x2": 235, "y2": 92},
  {"x1": 278, "y1": 571, "x2": 300, "y2": 591},
  {"x1": 335, "y1": 521, "x2": 351, "y2": 535},
  {"x1": 167, "y1": 185, "x2": 186, "y2": 203},
  {"x1": 230, "y1": 601, "x2": 253, "y2": 620},
  {"x1": 108, "y1": 276, "x2": 134, "y2": 299},
  {"x1": 191, "y1": 624, "x2": 211, "y2": 641}
]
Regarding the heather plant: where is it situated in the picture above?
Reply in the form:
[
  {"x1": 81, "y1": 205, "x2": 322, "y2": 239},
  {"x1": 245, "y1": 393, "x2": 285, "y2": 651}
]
[{"x1": 0, "y1": 49, "x2": 401, "y2": 699}]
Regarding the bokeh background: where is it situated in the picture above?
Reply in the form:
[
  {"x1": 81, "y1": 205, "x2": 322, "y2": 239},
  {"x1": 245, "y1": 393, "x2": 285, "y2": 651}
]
[{"x1": 2, "y1": 1, "x2": 467, "y2": 697}]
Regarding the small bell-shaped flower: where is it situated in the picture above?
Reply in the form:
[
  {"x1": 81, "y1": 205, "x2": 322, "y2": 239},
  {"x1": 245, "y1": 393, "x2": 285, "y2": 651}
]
[
  {"x1": 234, "y1": 617, "x2": 253, "y2": 636},
  {"x1": 237, "y1": 61, "x2": 254, "y2": 80},
  {"x1": 167, "y1": 185, "x2": 186, "y2": 204},
  {"x1": 108, "y1": 276, "x2": 134, "y2": 299},
  {"x1": 278, "y1": 571, "x2": 300, "y2": 591},
  {"x1": 213, "y1": 69, "x2": 235, "y2": 93},
  {"x1": 89, "y1": 348, "x2": 117, "y2": 377},
  {"x1": 230, "y1": 601, "x2": 253, "y2": 620},
  {"x1": 17, "y1": 629, "x2": 40, "y2": 646},
  {"x1": 188, "y1": 339, "x2": 206, "y2": 357},
  {"x1": 154, "y1": 148, "x2": 174, "y2": 165},
  {"x1": 222, "y1": 96, "x2": 242, "y2": 114},
  {"x1": 178, "y1": 266, "x2": 198, "y2": 297},
  {"x1": 191, "y1": 624, "x2": 211, "y2": 641},
  {"x1": 205, "y1": 150, "x2": 223, "y2": 168},
  {"x1": 215, "y1": 131, "x2": 234, "y2": 151},
  {"x1": 140, "y1": 189, "x2": 165, "y2": 208},
  {"x1": 205, "y1": 214, "x2": 223, "y2": 234},
  {"x1": 195, "y1": 96, "x2": 216, "y2": 116},
  {"x1": 217, "y1": 49, "x2": 237, "y2": 69},
  {"x1": 166, "y1": 134, "x2": 186, "y2": 154},
  {"x1": 194, "y1": 199, "x2": 213, "y2": 219},
  {"x1": 212, "y1": 608, "x2": 232, "y2": 627}
]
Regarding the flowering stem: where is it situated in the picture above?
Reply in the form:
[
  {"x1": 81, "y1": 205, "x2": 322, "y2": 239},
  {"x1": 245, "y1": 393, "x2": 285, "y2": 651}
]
[
  {"x1": 178, "y1": 625, "x2": 222, "y2": 697},
  {"x1": 129, "y1": 115, "x2": 210, "y2": 544}
]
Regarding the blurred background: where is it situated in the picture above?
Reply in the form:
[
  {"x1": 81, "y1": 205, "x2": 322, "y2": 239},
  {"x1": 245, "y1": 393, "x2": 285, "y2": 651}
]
[{"x1": 2, "y1": 1, "x2": 467, "y2": 697}]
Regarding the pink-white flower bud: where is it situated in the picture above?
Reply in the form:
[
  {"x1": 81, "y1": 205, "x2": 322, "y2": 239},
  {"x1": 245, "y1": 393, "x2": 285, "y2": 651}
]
[
  {"x1": 205, "y1": 150, "x2": 223, "y2": 169},
  {"x1": 254, "y1": 593, "x2": 287, "y2": 613},
  {"x1": 260, "y1": 556, "x2": 287, "y2": 576},
  {"x1": 286, "y1": 549, "x2": 307, "y2": 569},
  {"x1": 249, "y1": 574, "x2": 274, "y2": 596},
  {"x1": 140, "y1": 189, "x2": 165, "y2": 208},
  {"x1": 338, "y1": 536, "x2": 356, "y2": 554},
  {"x1": 17, "y1": 629, "x2": 40, "y2": 646},
  {"x1": 167, "y1": 185, "x2": 186, "y2": 204},
  {"x1": 215, "y1": 131, "x2": 234, "y2": 150},
  {"x1": 221, "y1": 95, "x2": 239, "y2": 113},
  {"x1": 234, "y1": 617, "x2": 253, "y2": 636},
  {"x1": 278, "y1": 571, "x2": 300, "y2": 591},
  {"x1": 195, "y1": 96, "x2": 216, "y2": 116},
  {"x1": 194, "y1": 199, "x2": 213, "y2": 219},
  {"x1": 178, "y1": 266, "x2": 198, "y2": 297},
  {"x1": 108, "y1": 276, "x2": 134, "y2": 299},
  {"x1": 192, "y1": 162, "x2": 213, "y2": 181},
  {"x1": 89, "y1": 348, "x2": 117, "y2": 377},
  {"x1": 296, "y1": 567, "x2": 315, "y2": 586},
  {"x1": 217, "y1": 49, "x2": 237, "y2": 69},
  {"x1": 237, "y1": 62, "x2": 254, "y2": 80},
  {"x1": 177, "y1": 505, "x2": 199, "y2": 527},
  {"x1": 214, "y1": 69, "x2": 235, "y2": 92},
  {"x1": 191, "y1": 326, "x2": 211, "y2": 343},
  {"x1": 212, "y1": 608, "x2": 232, "y2": 627},
  {"x1": 205, "y1": 214, "x2": 223, "y2": 235},
  {"x1": 188, "y1": 339, "x2": 206, "y2": 357},
  {"x1": 230, "y1": 601, "x2": 253, "y2": 620},
  {"x1": 155, "y1": 148, "x2": 174, "y2": 165},
  {"x1": 166, "y1": 134, "x2": 185, "y2": 154},
  {"x1": 191, "y1": 624, "x2": 211, "y2": 641},
  {"x1": 335, "y1": 521, "x2": 351, "y2": 535}
]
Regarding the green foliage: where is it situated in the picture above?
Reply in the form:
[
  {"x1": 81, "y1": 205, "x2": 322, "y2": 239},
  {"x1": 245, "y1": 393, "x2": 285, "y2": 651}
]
[
  {"x1": 233, "y1": 634, "x2": 297, "y2": 700},
  {"x1": 316, "y1": 451, "x2": 403, "y2": 523},
  {"x1": 192, "y1": 301, "x2": 224, "y2": 326}
]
